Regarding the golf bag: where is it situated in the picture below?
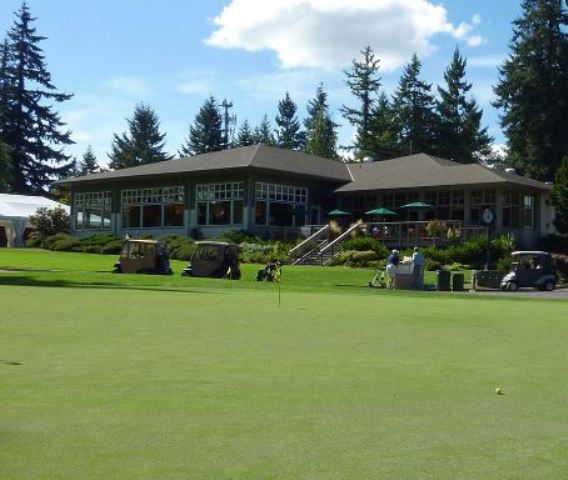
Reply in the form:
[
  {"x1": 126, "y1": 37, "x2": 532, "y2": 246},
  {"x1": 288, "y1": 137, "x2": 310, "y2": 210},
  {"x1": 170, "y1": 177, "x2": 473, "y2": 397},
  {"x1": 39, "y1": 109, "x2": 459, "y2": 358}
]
[{"x1": 256, "y1": 261, "x2": 281, "y2": 282}]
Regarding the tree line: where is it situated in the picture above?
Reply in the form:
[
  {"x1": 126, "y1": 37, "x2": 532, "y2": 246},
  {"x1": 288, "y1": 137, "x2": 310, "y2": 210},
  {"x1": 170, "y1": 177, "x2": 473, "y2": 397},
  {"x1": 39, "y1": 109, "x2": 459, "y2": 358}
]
[
  {"x1": 0, "y1": 1, "x2": 567, "y2": 230},
  {"x1": 106, "y1": 46, "x2": 493, "y2": 170}
]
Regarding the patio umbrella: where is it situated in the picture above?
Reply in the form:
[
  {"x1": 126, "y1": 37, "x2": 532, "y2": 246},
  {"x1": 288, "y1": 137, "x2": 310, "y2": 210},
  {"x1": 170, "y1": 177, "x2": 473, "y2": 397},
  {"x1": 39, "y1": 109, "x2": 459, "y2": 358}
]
[
  {"x1": 291, "y1": 207, "x2": 308, "y2": 216},
  {"x1": 327, "y1": 209, "x2": 351, "y2": 216},
  {"x1": 400, "y1": 201, "x2": 433, "y2": 210},
  {"x1": 365, "y1": 207, "x2": 397, "y2": 216}
]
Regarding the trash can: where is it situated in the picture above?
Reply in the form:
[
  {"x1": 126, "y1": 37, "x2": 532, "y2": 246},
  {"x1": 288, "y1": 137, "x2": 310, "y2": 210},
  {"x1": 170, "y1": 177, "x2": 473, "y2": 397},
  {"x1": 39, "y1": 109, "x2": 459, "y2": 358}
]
[
  {"x1": 437, "y1": 270, "x2": 451, "y2": 291},
  {"x1": 452, "y1": 273, "x2": 465, "y2": 291}
]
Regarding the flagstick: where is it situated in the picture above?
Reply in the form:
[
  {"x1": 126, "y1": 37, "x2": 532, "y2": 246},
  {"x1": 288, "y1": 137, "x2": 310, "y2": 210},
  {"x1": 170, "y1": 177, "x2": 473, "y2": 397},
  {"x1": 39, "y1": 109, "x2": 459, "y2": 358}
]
[{"x1": 278, "y1": 280, "x2": 281, "y2": 307}]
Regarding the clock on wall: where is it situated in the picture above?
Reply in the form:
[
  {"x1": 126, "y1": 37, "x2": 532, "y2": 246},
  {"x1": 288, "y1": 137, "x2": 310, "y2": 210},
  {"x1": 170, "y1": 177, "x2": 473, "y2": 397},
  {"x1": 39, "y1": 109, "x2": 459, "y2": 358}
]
[{"x1": 481, "y1": 207, "x2": 496, "y2": 226}]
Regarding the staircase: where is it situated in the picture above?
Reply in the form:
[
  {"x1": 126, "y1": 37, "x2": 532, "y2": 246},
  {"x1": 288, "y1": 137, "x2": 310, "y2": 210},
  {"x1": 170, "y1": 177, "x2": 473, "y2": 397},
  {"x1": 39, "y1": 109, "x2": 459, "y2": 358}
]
[{"x1": 289, "y1": 222, "x2": 363, "y2": 266}]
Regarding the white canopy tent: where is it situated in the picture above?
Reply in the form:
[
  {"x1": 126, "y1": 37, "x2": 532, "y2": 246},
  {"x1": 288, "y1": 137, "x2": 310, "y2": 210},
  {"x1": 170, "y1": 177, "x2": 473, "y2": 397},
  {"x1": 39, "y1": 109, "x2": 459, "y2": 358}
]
[{"x1": 0, "y1": 193, "x2": 69, "y2": 247}]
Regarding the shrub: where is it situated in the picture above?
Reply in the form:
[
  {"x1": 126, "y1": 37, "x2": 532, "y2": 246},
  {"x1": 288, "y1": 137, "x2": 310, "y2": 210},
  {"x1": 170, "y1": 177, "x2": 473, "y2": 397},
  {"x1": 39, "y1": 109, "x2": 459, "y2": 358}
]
[
  {"x1": 220, "y1": 229, "x2": 259, "y2": 244},
  {"x1": 552, "y1": 254, "x2": 568, "y2": 282},
  {"x1": 496, "y1": 256, "x2": 512, "y2": 272},
  {"x1": 25, "y1": 234, "x2": 42, "y2": 248},
  {"x1": 51, "y1": 236, "x2": 81, "y2": 252},
  {"x1": 424, "y1": 258, "x2": 442, "y2": 271},
  {"x1": 537, "y1": 234, "x2": 568, "y2": 254},
  {"x1": 444, "y1": 262, "x2": 469, "y2": 272},
  {"x1": 329, "y1": 250, "x2": 379, "y2": 267},
  {"x1": 329, "y1": 220, "x2": 342, "y2": 239},
  {"x1": 42, "y1": 233, "x2": 80, "y2": 251},
  {"x1": 29, "y1": 206, "x2": 70, "y2": 239},
  {"x1": 159, "y1": 235, "x2": 196, "y2": 261},
  {"x1": 172, "y1": 243, "x2": 196, "y2": 261},
  {"x1": 341, "y1": 237, "x2": 388, "y2": 259}
]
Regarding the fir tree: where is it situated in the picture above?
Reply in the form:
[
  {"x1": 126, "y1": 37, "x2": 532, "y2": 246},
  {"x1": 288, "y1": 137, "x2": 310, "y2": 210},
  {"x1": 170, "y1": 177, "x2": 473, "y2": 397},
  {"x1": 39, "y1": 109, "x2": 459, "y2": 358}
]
[
  {"x1": 0, "y1": 137, "x2": 11, "y2": 191},
  {"x1": 109, "y1": 103, "x2": 172, "y2": 169},
  {"x1": 368, "y1": 93, "x2": 400, "y2": 160},
  {"x1": 435, "y1": 48, "x2": 493, "y2": 163},
  {"x1": 304, "y1": 84, "x2": 338, "y2": 159},
  {"x1": 0, "y1": 3, "x2": 74, "y2": 192},
  {"x1": 180, "y1": 96, "x2": 223, "y2": 156},
  {"x1": 392, "y1": 53, "x2": 438, "y2": 155},
  {"x1": 253, "y1": 115, "x2": 274, "y2": 145},
  {"x1": 79, "y1": 146, "x2": 98, "y2": 175},
  {"x1": 551, "y1": 156, "x2": 568, "y2": 234},
  {"x1": 493, "y1": 0, "x2": 568, "y2": 180},
  {"x1": 275, "y1": 92, "x2": 305, "y2": 150},
  {"x1": 340, "y1": 46, "x2": 382, "y2": 159},
  {"x1": 235, "y1": 120, "x2": 255, "y2": 147}
]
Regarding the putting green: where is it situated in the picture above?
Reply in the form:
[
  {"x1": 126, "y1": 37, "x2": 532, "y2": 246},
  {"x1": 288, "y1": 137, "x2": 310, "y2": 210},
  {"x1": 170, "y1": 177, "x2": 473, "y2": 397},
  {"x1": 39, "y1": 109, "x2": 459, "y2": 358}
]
[{"x1": 1, "y1": 250, "x2": 567, "y2": 479}]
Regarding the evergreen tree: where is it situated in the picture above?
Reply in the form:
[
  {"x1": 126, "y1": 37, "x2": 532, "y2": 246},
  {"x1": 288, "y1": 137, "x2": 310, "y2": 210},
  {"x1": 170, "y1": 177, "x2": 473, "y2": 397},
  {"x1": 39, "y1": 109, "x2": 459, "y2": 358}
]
[
  {"x1": 275, "y1": 92, "x2": 305, "y2": 150},
  {"x1": 0, "y1": 136, "x2": 11, "y2": 191},
  {"x1": 0, "y1": 3, "x2": 74, "y2": 192},
  {"x1": 235, "y1": 120, "x2": 255, "y2": 147},
  {"x1": 79, "y1": 145, "x2": 98, "y2": 175},
  {"x1": 180, "y1": 96, "x2": 223, "y2": 156},
  {"x1": 392, "y1": 53, "x2": 438, "y2": 155},
  {"x1": 493, "y1": 0, "x2": 568, "y2": 180},
  {"x1": 368, "y1": 93, "x2": 400, "y2": 160},
  {"x1": 109, "y1": 103, "x2": 172, "y2": 170},
  {"x1": 253, "y1": 115, "x2": 274, "y2": 145},
  {"x1": 340, "y1": 46, "x2": 382, "y2": 159},
  {"x1": 435, "y1": 48, "x2": 493, "y2": 163},
  {"x1": 551, "y1": 156, "x2": 568, "y2": 234},
  {"x1": 304, "y1": 84, "x2": 338, "y2": 159}
]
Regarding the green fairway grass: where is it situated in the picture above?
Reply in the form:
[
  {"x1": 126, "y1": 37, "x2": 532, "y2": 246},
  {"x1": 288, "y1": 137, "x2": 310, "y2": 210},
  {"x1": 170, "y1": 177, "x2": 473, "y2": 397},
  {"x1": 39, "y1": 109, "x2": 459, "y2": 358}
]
[{"x1": 1, "y1": 249, "x2": 567, "y2": 479}]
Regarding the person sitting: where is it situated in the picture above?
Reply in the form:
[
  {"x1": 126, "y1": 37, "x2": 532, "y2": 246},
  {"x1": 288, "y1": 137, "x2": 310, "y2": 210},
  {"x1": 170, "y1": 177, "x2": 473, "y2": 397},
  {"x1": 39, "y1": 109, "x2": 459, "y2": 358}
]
[{"x1": 386, "y1": 249, "x2": 400, "y2": 289}]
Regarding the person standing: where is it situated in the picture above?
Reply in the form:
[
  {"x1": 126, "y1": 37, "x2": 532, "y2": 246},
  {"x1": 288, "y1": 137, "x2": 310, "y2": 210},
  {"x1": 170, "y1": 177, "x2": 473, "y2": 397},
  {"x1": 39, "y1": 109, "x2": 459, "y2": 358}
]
[
  {"x1": 411, "y1": 246, "x2": 425, "y2": 289},
  {"x1": 386, "y1": 249, "x2": 400, "y2": 289}
]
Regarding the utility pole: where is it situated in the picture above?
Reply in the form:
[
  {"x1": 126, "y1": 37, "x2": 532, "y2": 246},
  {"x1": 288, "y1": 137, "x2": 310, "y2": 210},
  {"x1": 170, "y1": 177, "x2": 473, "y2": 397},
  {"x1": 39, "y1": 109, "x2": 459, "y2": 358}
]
[{"x1": 221, "y1": 99, "x2": 236, "y2": 149}]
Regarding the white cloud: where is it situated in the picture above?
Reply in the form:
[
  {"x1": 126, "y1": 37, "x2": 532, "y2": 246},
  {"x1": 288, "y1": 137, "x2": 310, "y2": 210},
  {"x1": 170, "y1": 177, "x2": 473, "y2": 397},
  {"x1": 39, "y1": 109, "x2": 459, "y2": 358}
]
[
  {"x1": 207, "y1": 0, "x2": 484, "y2": 70},
  {"x1": 105, "y1": 77, "x2": 151, "y2": 97},
  {"x1": 467, "y1": 35, "x2": 483, "y2": 47},
  {"x1": 469, "y1": 54, "x2": 504, "y2": 68},
  {"x1": 178, "y1": 72, "x2": 217, "y2": 96}
]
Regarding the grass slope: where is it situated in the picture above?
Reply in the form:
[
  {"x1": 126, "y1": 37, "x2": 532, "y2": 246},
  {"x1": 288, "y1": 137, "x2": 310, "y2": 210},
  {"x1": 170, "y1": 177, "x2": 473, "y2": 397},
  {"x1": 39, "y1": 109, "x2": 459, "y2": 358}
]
[{"x1": 1, "y1": 249, "x2": 567, "y2": 479}]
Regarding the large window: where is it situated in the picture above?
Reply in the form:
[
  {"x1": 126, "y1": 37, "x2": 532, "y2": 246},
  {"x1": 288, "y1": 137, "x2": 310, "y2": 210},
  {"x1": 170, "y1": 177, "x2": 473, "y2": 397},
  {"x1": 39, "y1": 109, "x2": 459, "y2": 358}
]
[
  {"x1": 121, "y1": 186, "x2": 185, "y2": 229},
  {"x1": 523, "y1": 194, "x2": 535, "y2": 230},
  {"x1": 74, "y1": 191, "x2": 111, "y2": 230},
  {"x1": 196, "y1": 182, "x2": 244, "y2": 226},
  {"x1": 255, "y1": 182, "x2": 308, "y2": 226},
  {"x1": 502, "y1": 190, "x2": 520, "y2": 229}
]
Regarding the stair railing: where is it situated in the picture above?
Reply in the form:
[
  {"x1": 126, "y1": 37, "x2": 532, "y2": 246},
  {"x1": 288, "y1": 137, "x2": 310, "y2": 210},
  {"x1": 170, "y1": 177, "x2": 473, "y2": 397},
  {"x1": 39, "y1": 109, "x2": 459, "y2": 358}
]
[
  {"x1": 318, "y1": 222, "x2": 363, "y2": 265},
  {"x1": 289, "y1": 224, "x2": 329, "y2": 259}
]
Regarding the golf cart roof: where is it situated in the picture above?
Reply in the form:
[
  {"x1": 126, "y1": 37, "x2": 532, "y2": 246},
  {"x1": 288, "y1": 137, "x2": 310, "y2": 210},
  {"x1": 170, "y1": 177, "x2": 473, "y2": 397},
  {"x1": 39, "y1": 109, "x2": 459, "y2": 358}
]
[
  {"x1": 124, "y1": 239, "x2": 160, "y2": 245},
  {"x1": 195, "y1": 241, "x2": 236, "y2": 247},
  {"x1": 511, "y1": 250, "x2": 549, "y2": 256}
]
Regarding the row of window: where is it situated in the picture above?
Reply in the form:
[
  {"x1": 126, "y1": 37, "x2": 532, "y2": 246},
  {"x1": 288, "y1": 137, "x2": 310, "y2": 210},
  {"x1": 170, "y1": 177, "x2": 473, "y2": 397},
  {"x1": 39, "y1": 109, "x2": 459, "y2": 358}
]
[
  {"x1": 255, "y1": 182, "x2": 308, "y2": 204},
  {"x1": 196, "y1": 182, "x2": 243, "y2": 202},
  {"x1": 344, "y1": 190, "x2": 494, "y2": 210},
  {"x1": 74, "y1": 191, "x2": 112, "y2": 230}
]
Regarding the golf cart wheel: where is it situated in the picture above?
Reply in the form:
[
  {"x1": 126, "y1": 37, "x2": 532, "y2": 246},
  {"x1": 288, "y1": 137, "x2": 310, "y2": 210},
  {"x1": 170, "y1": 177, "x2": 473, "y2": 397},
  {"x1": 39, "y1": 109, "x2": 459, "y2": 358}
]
[
  {"x1": 507, "y1": 281, "x2": 519, "y2": 292},
  {"x1": 544, "y1": 280, "x2": 556, "y2": 292}
]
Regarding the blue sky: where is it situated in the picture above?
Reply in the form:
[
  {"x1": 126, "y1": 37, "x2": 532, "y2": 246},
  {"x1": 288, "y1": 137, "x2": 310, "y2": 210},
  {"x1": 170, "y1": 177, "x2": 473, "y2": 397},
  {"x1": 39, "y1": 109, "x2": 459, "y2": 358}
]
[{"x1": 0, "y1": 0, "x2": 522, "y2": 165}]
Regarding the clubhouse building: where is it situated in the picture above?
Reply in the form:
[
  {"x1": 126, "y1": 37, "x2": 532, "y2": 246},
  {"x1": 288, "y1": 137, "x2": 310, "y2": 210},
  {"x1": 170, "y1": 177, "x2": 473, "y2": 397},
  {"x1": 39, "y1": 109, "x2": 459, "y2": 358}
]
[{"x1": 55, "y1": 145, "x2": 555, "y2": 247}]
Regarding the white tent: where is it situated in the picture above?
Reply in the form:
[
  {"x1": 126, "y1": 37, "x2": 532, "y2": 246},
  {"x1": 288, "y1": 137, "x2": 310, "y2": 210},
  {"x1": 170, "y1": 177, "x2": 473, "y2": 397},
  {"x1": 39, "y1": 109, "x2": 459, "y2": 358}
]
[{"x1": 0, "y1": 193, "x2": 70, "y2": 248}]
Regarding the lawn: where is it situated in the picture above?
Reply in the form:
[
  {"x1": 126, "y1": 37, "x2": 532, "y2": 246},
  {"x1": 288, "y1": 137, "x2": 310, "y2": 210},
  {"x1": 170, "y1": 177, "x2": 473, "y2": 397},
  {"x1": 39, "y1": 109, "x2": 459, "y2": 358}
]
[{"x1": 1, "y1": 249, "x2": 567, "y2": 479}]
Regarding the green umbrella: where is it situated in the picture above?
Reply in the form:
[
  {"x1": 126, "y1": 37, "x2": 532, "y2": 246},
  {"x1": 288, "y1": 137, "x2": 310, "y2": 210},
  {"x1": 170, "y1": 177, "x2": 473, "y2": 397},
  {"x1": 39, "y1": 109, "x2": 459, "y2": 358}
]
[
  {"x1": 291, "y1": 207, "x2": 308, "y2": 216},
  {"x1": 400, "y1": 201, "x2": 433, "y2": 210},
  {"x1": 365, "y1": 207, "x2": 397, "y2": 216},
  {"x1": 327, "y1": 209, "x2": 351, "y2": 216}
]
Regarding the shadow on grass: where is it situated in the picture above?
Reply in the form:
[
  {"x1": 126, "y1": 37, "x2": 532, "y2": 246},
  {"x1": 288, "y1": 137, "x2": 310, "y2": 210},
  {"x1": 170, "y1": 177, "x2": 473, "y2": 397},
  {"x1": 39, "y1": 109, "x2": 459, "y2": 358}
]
[{"x1": 0, "y1": 275, "x2": 213, "y2": 295}]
